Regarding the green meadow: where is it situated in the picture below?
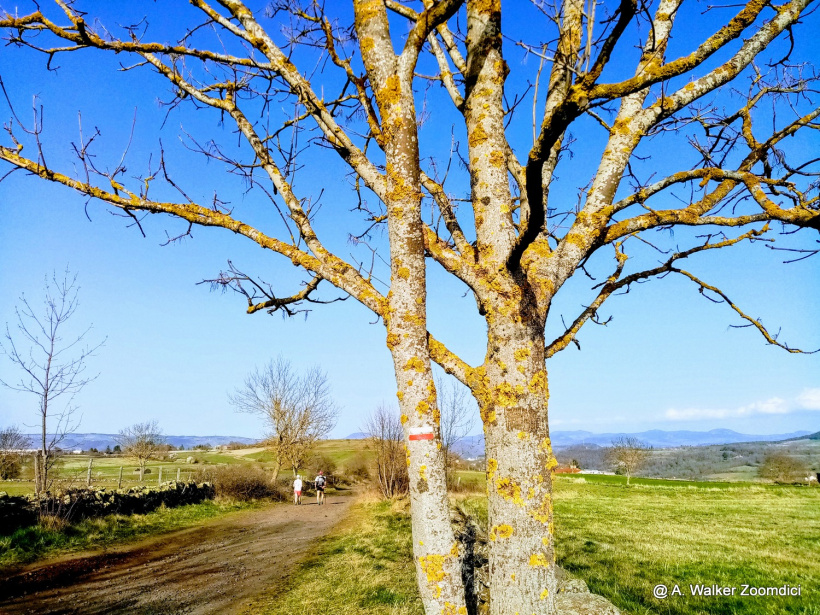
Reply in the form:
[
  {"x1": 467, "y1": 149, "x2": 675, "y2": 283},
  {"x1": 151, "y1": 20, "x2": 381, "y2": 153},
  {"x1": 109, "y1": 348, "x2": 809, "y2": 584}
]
[{"x1": 458, "y1": 474, "x2": 820, "y2": 614}]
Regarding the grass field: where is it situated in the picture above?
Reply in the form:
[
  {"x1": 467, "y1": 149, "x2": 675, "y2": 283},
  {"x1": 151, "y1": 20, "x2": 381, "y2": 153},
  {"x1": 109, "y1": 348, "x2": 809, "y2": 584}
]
[{"x1": 458, "y1": 474, "x2": 820, "y2": 615}]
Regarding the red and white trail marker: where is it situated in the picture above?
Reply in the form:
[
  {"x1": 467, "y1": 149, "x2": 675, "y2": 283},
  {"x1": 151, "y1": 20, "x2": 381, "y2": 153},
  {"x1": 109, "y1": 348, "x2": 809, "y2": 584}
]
[{"x1": 408, "y1": 427, "x2": 435, "y2": 441}]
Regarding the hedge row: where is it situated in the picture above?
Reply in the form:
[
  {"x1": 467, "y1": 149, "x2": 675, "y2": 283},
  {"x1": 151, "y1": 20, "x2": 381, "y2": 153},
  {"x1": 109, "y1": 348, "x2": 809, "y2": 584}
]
[{"x1": 0, "y1": 481, "x2": 215, "y2": 534}]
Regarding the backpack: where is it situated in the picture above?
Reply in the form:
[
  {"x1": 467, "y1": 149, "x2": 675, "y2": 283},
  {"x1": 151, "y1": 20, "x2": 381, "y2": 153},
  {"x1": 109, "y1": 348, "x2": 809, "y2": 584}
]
[{"x1": 316, "y1": 476, "x2": 326, "y2": 487}]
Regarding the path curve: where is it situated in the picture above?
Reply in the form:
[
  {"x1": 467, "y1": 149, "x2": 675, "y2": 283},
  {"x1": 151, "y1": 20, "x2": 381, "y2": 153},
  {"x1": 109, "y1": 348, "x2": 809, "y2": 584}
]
[{"x1": 0, "y1": 497, "x2": 353, "y2": 614}]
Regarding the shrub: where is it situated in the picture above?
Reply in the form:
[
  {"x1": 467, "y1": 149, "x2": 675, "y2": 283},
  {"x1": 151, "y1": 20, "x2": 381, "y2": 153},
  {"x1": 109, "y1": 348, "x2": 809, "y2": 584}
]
[
  {"x1": 346, "y1": 454, "x2": 371, "y2": 482},
  {"x1": 308, "y1": 453, "x2": 337, "y2": 477},
  {"x1": 0, "y1": 454, "x2": 23, "y2": 480},
  {"x1": 194, "y1": 465, "x2": 286, "y2": 502}
]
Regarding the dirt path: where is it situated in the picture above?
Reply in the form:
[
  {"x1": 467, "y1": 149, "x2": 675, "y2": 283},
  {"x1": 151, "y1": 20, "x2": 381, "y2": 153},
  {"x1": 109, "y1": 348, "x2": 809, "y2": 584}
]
[{"x1": 0, "y1": 496, "x2": 353, "y2": 615}]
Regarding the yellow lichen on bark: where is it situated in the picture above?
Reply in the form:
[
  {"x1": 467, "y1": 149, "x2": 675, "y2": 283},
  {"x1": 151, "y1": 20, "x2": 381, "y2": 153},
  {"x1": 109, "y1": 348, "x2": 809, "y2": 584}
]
[
  {"x1": 495, "y1": 477, "x2": 524, "y2": 506},
  {"x1": 489, "y1": 524, "x2": 514, "y2": 541},
  {"x1": 493, "y1": 382, "x2": 518, "y2": 407},
  {"x1": 487, "y1": 457, "x2": 498, "y2": 481},
  {"x1": 489, "y1": 150, "x2": 505, "y2": 168},
  {"x1": 404, "y1": 357, "x2": 425, "y2": 372},
  {"x1": 530, "y1": 493, "x2": 552, "y2": 524},
  {"x1": 469, "y1": 123, "x2": 489, "y2": 147},
  {"x1": 529, "y1": 552, "x2": 550, "y2": 567},
  {"x1": 379, "y1": 74, "x2": 402, "y2": 106},
  {"x1": 514, "y1": 346, "x2": 531, "y2": 362},
  {"x1": 419, "y1": 554, "x2": 447, "y2": 584}
]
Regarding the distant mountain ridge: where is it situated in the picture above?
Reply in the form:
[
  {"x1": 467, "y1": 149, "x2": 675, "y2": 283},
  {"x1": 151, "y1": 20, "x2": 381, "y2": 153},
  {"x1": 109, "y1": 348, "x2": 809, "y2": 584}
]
[
  {"x1": 450, "y1": 428, "x2": 813, "y2": 458},
  {"x1": 782, "y1": 430, "x2": 820, "y2": 442},
  {"x1": 21, "y1": 433, "x2": 258, "y2": 451}
]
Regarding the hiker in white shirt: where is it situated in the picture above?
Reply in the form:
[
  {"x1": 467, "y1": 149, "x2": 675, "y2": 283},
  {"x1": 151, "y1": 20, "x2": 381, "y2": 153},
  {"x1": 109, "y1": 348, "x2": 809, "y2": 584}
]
[{"x1": 293, "y1": 476, "x2": 303, "y2": 505}]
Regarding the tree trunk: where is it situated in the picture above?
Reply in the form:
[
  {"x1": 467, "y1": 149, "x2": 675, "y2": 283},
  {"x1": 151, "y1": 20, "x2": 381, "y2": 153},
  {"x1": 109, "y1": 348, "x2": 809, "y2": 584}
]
[
  {"x1": 477, "y1": 319, "x2": 557, "y2": 614},
  {"x1": 379, "y1": 74, "x2": 469, "y2": 615},
  {"x1": 270, "y1": 458, "x2": 281, "y2": 484},
  {"x1": 33, "y1": 452, "x2": 41, "y2": 497},
  {"x1": 40, "y1": 412, "x2": 51, "y2": 493}
]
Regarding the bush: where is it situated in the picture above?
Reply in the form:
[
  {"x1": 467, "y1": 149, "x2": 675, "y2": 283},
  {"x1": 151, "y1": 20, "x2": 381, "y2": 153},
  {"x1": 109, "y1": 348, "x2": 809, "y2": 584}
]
[
  {"x1": 308, "y1": 453, "x2": 337, "y2": 477},
  {"x1": 346, "y1": 454, "x2": 371, "y2": 482},
  {"x1": 194, "y1": 465, "x2": 286, "y2": 502},
  {"x1": 0, "y1": 454, "x2": 23, "y2": 480}
]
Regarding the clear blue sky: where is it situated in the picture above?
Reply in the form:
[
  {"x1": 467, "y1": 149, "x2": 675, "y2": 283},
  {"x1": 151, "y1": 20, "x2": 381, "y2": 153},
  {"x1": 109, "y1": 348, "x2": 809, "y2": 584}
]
[{"x1": 0, "y1": 1, "x2": 818, "y2": 439}]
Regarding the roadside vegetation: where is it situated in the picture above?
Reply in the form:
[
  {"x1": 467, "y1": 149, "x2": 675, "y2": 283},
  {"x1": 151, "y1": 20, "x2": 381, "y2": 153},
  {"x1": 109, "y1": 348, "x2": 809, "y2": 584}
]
[{"x1": 0, "y1": 498, "x2": 262, "y2": 570}]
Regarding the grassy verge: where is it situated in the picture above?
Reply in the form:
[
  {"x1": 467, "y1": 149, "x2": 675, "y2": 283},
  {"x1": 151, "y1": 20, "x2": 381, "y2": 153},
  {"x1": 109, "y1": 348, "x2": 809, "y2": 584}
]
[
  {"x1": 460, "y1": 476, "x2": 820, "y2": 615},
  {"x1": 0, "y1": 498, "x2": 265, "y2": 571},
  {"x1": 242, "y1": 497, "x2": 424, "y2": 615}
]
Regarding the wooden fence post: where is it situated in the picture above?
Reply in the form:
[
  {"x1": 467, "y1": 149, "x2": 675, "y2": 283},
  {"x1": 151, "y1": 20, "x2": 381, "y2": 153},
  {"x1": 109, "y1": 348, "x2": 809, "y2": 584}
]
[
  {"x1": 158, "y1": 466, "x2": 163, "y2": 485},
  {"x1": 118, "y1": 466, "x2": 123, "y2": 489},
  {"x1": 87, "y1": 458, "x2": 93, "y2": 487},
  {"x1": 33, "y1": 452, "x2": 40, "y2": 497},
  {"x1": 176, "y1": 467, "x2": 181, "y2": 482}
]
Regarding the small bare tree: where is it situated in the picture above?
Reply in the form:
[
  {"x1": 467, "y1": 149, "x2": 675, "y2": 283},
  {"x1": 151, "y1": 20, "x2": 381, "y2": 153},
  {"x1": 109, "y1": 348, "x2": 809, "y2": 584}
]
[
  {"x1": 117, "y1": 421, "x2": 166, "y2": 481},
  {"x1": 436, "y1": 376, "x2": 475, "y2": 486},
  {"x1": 608, "y1": 437, "x2": 653, "y2": 485},
  {"x1": 0, "y1": 270, "x2": 104, "y2": 493},
  {"x1": 759, "y1": 452, "x2": 809, "y2": 484},
  {"x1": 230, "y1": 357, "x2": 337, "y2": 481},
  {"x1": 0, "y1": 425, "x2": 30, "y2": 479},
  {"x1": 365, "y1": 404, "x2": 409, "y2": 499}
]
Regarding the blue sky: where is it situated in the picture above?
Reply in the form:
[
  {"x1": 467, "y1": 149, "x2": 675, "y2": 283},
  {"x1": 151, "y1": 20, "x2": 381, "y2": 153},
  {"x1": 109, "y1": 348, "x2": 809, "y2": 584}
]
[{"x1": 0, "y1": 1, "x2": 818, "y2": 439}]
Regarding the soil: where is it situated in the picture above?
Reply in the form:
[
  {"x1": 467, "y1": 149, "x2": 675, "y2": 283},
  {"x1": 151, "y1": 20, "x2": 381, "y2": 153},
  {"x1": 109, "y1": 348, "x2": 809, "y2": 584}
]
[{"x1": 0, "y1": 496, "x2": 353, "y2": 614}]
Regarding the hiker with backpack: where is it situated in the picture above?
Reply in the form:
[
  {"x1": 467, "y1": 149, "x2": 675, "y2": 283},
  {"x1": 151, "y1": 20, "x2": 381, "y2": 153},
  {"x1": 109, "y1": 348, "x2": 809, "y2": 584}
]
[{"x1": 314, "y1": 470, "x2": 326, "y2": 505}]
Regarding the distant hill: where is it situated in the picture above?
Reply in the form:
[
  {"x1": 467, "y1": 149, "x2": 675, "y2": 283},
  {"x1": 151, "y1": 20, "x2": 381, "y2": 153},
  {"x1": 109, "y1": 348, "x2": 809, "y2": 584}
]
[
  {"x1": 781, "y1": 430, "x2": 820, "y2": 442},
  {"x1": 23, "y1": 433, "x2": 258, "y2": 451},
  {"x1": 345, "y1": 432, "x2": 369, "y2": 440},
  {"x1": 451, "y1": 428, "x2": 813, "y2": 457}
]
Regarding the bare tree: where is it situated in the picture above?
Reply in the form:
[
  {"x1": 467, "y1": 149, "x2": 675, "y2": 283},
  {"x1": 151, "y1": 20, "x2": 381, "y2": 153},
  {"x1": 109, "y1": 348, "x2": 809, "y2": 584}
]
[
  {"x1": 117, "y1": 421, "x2": 166, "y2": 481},
  {"x1": 608, "y1": 437, "x2": 653, "y2": 485},
  {"x1": 230, "y1": 358, "x2": 337, "y2": 481},
  {"x1": 0, "y1": 270, "x2": 104, "y2": 494},
  {"x1": 365, "y1": 404, "x2": 409, "y2": 499},
  {"x1": 437, "y1": 375, "x2": 475, "y2": 485},
  {"x1": 759, "y1": 451, "x2": 809, "y2": 483},
  {"x1": 1, "y1": 1, "x2": 819, "y2": 612},
  {"x1": 0, "y1": 425, "x2": 30, "y2": 479}
]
